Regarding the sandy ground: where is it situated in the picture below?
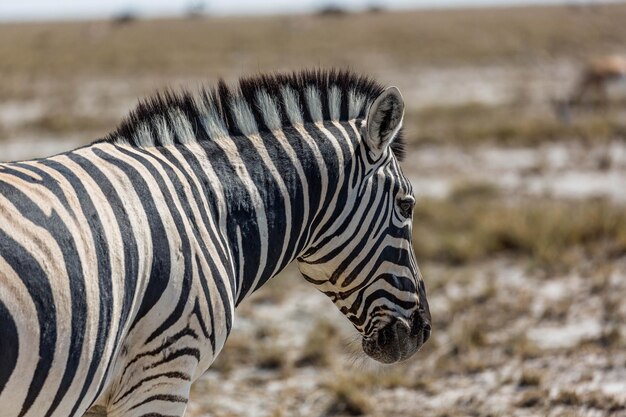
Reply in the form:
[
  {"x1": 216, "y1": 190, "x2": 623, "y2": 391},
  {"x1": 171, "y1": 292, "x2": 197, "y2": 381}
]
[{"x1": 185, "y1": 259, "x2": 626, "y2": 417}]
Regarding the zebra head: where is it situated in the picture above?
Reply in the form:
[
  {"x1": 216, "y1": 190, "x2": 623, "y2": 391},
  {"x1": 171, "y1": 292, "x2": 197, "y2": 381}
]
[{"x1": 298, "y1": 86, "x2": 431, "y2": 364}]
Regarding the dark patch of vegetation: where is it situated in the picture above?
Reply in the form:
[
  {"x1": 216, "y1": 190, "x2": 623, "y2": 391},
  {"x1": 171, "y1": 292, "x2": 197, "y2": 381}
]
[
  {"x1": 24, "y1": 112, "x2": 114, "y2": 135},
  {"x1": 316, "y1": 5, "x2": 349, "y2": 17},
  {"x1": 518, "y1": 368, "x2": 543, "y2": 387},
  {"x1": 405, "y1": 102, "x2": 626, "y2": 147},
  {"x1": 257, "y1": 345, "x2": 290, "y2": 371},
  {"x1": 413, "y1": 184, "x2": 626, "y2": 268},
  {"x1": 295, "y1": 319, "x2": 338, "y2": 368},
  {"x1": 516, "y1": 389, "x2": 545, "y2": 408},
  {"x1": 323, "y1": 376, "x2": 372, "y2": 416}
]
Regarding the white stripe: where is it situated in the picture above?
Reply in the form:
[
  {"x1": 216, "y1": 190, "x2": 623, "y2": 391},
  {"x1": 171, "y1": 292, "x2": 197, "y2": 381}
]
[
  {"x1": 281, "y1": 87, "x2": 303, "y2": 125},
  {"x1": 328, "y1": 86, "x2": 341, "y2": 120},
  {"x1": 154, "y1": 116, "x2": 174, "y2": 146},
  {"x1": 196, "y1": 94, "x2": 229, "y2": 139},
  {"x1": 133, "y1": 122, "x2": 154, "y2": 147},
  {"x1": 305, "y1": 87, "x2": 323, "y2": 122},
  {"x1": 256, "y1": 90, "x2": 281, "y2": 131},
  {"x1": 348, "y1": 89, "x2": 367, "y2": 119},
  {"x1": 231, "y1": 97, "x2": 258, "y2": 136},
  {"x1": 0, "y1": 257, "x2": 40, "y2": 416},
  {"x1": 0, "y1": 188, "x2": 73, "y2": 414},
  {"x1": 170, "y1": 109, "x2": 196, "y2": 144}
]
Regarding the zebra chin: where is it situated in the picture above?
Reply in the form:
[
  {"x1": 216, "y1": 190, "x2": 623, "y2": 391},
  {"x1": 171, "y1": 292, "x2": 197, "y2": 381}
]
[{"x1": 361, "y1": 312, "x2": 432, "y2": 364}]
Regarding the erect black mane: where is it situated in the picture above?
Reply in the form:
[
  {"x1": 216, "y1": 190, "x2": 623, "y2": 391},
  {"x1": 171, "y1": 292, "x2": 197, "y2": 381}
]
[{"x1": 102, "y1": 69, "x2": 405, "y2": 161}]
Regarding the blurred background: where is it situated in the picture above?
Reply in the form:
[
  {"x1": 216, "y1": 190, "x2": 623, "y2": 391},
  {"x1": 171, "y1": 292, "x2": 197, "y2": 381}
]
[{"x1": 2, "y1": 1, "x2": 626, "y2": 416}]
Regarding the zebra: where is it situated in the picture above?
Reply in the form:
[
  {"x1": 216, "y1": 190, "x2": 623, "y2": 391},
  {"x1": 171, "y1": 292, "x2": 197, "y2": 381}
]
[{"x1": 0, "y1": 69, "x2": 431, "y2": 417}]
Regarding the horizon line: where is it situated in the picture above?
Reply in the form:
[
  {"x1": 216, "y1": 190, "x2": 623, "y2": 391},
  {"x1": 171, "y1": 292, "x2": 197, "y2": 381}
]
[{"x1": 1, "y1": 0, "x2": 625, "y2": 23}]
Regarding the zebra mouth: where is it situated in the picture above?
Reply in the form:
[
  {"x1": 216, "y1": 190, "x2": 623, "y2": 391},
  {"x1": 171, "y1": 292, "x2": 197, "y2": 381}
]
[{"x1": 362, "y1": 314, "x2": 431, "y2": 364}]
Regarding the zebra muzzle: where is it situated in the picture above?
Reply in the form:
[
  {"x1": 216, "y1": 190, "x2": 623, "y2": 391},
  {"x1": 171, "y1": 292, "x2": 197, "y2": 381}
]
[{"x1": 362, "y1": 312, "x2": 431, "y2": 364}]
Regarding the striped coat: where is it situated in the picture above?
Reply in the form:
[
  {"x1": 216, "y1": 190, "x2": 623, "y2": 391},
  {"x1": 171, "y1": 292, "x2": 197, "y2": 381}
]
[{"x1": 0, "y1": 70, "x2": 431, "y2": 417}]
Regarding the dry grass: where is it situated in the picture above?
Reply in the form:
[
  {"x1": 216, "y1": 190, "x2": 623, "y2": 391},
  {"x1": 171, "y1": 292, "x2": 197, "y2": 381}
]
[
  {"x1": 322, "y1": 376, "x2": 372, "y2": 416},
  {"x1": 413, "y1": 183, "x2": 626, "y2": 268},
  {"x1": 210, "y1": 324, "x2": 291, "y2": 375},
  {"x1": 323, "y1": 395, "x2": 369, "y2": 416},
  {"x1": 24, "y1": 112, "x2": 115, "y2": 135},
  {"x1": 209, "y1": 332, "x2": 254, "y2": 374},
  {"x1": 515, "y1": 389, "x2": 546, "y2": 408},
  {"x1": 551, "y1": 389, "x2": 626, "y2": 412},
  {"x1": 518, "y1": 368, "x2": 543, "y2": 388},
  {"x1": 295, "y1": 319, "x2": 339, "y2": 368},
  {"x1": 405, "y1": 101, "x2": 626, "y2": 146},
  {"x1": 1, "y1": 4, "x2": 626, "y2": 80},
  {"x1": 3, "y1": 4, "x2": 626, "y2": 147}
]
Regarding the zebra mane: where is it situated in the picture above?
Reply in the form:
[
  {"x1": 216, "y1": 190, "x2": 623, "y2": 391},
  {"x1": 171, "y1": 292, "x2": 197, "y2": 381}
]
[{"x1": 103, "y1": 69, "x2": 406, "y2": 160}]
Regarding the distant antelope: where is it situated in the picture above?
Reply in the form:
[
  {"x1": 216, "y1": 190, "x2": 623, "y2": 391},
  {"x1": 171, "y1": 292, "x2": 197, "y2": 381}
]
[
  {"x1": 570, "y1": 54, "x2": 626, "y2": 106},
  {"x1": 554, "y1": 55, "x2": 626, "y2": 122}
]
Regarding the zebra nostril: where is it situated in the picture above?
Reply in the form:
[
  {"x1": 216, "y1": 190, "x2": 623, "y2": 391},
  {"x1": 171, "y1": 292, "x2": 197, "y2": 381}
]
[
  {"x1": 377, "y1": 323, "x2": 393, "y2": 347},
  {"x1": 422, "y1": 322, "x2": 432, "y2": 343},
  {"x1": 411, "y1": 310, "x2": 431, "y2": 341}
]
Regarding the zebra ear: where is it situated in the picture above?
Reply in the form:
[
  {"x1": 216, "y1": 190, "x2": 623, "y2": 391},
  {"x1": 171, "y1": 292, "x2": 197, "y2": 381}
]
[{"x1": 365, "y1": 86, "x2": 405, "y2": 152}]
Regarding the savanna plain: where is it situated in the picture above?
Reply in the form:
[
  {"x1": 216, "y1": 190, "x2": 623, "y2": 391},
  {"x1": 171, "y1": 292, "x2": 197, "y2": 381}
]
[{"x1": 1, "y1": 4, "x2": 626, "y2": 416}]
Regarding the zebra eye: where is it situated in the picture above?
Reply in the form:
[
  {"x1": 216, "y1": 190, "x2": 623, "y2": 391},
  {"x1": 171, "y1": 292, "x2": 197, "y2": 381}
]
[{"x1": 398, "y1": 198, "x2": 414, "y2": 218}]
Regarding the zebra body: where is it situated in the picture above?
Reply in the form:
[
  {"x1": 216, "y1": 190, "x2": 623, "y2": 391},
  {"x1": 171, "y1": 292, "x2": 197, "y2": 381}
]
[{"x1": 0, "y1": 70, "x2": 431, "y2": 417}]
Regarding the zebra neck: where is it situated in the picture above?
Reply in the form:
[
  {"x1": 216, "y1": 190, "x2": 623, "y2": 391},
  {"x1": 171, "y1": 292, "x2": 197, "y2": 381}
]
[
  {"x1": 82, "y1": 119, "x2": 357, "y2": 308},
  {"x1": 211, "y1": 122, "x2": 358, "y2": 305}
]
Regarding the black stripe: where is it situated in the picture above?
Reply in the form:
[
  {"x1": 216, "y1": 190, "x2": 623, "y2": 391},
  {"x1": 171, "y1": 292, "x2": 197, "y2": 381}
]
[
  {"x1": 161, "y1": 146, "x2": 232, "y2": 269},
  {"x1": 112, "y1": 147, "x2": 194, "y2": 345},
  {"x1": 114, "y1": 372, "x2": 190, "y2": 405},
  {"x1": 139, "y1": 414, "x2": 179, "y2": 417},
  {"x1": 300, "y1": 122, "x2": 342, "y2": 239},
  {"x1": 0, "y1": 225, "x2": 56, "y2": 417},
  {"x1": 148, "y1": 348, "x2": 200, "y2": 369},
  {"x1": 191, "y1": 295, "x2": 211, "y2": 341},
  {"x1": 197, "y1": 140, "x2": 261, "y2": 305},
  {"x1": 0, "y1": 299, "x2": 19, "y2": 394},
  {"x1": 64, "y1": 152, "x2": 141, "y2": 415},
  {"x1": 0, "y1": 177, "x2": 90, "y2": 417},
  {"x1": 278, "y1": 125, "x2": 323, "y2": 255},
  {"x1": 194, "y1": 259, "x2": 217, "y2": 352},
  {"x1": 301, "y1": 170, "x2": 380, "y2": 264},
  {"x1": 119, "y1": 327, "x2": 197, "y2": 385},
  {"x1": 34, "y1": 159, "x2": 110, "y2": 417},
  {"x1": 353, "y1": 290, "x2": 415, "y2": 327},
  {"x1": 151, "y1": 146, "x2": 232, "y2": 338},
  {"x1": 349, "y1": 273, "x2": 417, "y2": 314},
  {"x1": 0, "y1": 163, "x2": 74, "y2": 215},
  {"x1": 256, "y1": 130, "x2": 307, "y2": 267},
  {"x1": 129, "y1": 394, "x2": 187, "y2": 411},
  {"x1": 227, "y1": 133, "x2": 287, "y2": 292},
  {"x1": 92, "y1": 148, "x2": 172, "y2": 335}
]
